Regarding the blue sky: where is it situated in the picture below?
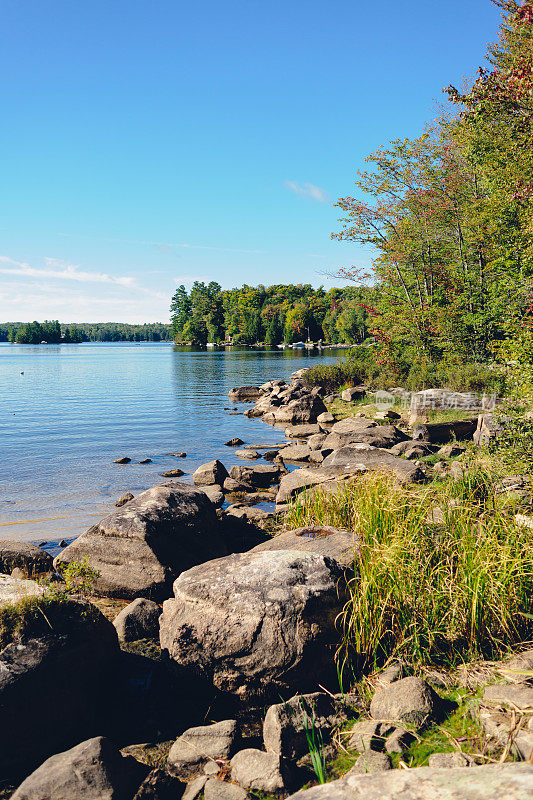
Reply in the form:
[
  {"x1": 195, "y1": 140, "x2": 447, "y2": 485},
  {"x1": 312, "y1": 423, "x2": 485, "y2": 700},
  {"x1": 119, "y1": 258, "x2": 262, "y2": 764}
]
[{"x1": 0, "y1": 0, "x2": 501, "y2": 322}]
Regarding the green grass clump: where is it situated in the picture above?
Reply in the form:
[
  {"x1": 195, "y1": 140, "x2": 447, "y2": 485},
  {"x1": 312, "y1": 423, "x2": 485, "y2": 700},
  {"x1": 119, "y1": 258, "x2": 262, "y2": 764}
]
[
  {"x1": 283, "y1": 470, "x2": 533, "y2": 672},
  {"x1": 0, "y1": 594, "x2": 104, "y2": 650}
]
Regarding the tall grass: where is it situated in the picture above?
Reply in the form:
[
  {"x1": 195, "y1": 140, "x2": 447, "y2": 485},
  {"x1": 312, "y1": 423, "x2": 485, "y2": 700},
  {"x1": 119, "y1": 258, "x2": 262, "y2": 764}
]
[{"x1": 283, "y1": 471, "x2": 533, "y2": 672}]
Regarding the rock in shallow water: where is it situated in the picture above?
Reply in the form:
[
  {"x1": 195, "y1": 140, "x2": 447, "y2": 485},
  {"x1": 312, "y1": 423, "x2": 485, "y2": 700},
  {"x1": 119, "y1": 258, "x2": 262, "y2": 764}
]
[
  {"x1": 159, "y1": 549, "x2": 346, "y2": 700},
  {"x1": 54, "y1": 481, "x2": 226, "y2": 600}
]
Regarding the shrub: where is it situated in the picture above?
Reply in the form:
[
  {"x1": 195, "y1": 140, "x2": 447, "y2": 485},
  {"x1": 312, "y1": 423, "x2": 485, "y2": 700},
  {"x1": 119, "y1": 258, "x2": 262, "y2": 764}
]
[{"x1": 303, "y1": 360, "x2": 367, "y2": 393}]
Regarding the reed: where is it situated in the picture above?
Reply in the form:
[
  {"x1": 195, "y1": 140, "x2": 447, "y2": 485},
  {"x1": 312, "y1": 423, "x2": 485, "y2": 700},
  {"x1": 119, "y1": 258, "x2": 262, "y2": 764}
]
[{"x1": 283, "y1": 470, "x2": 533, "y2": 671}]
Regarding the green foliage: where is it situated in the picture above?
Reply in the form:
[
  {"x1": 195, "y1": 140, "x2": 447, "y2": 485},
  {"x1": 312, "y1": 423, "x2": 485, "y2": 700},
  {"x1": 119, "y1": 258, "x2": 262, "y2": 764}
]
[
  {"x1": 53, "y1": 557, "x2": 100, "y2": 599},
  {"x1": 302, "y1": 360, "x2": 367, "y2": 392},
  {"x1": 302, "y1": 705, "x2": 327, "y2": 784},
  {"x1": 0, "y1": 595, "x2": 103, "y2": 650},
  {"x1": 283, "y1": 471, "x2": 533, "y2": 671},
  {"x1": 4, "y1": 321, "x2": 171, "y2": 343},
  {"x1": 169, "y1": 283, "x2": 371, "y2": 345}
]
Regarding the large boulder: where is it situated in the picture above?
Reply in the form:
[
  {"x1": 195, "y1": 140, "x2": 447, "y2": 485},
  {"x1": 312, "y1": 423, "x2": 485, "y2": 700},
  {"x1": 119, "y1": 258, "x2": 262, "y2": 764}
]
[
  {"x1": 159, "y1": 550, "x2": 346, "y2": 700},
  {"x1": 410, "y1": 389, "x2": 490, "y2": 414},
  {"x1": 272, "y1": 394, "x2": 327, "y2": 425},
  {"x1": 54, "y1": 482, "x2": 226, "y2": 600},
  {"x1": 230, "y1": 749, "x2": 285, "y2": 793},
  {"x1": 11, "y1": 736, "x2": 148, "y2": 800},
  {"x1": 251, "y1": 526, "x2": 359, "y2": 570},
  {"x1": 193, "y1": 460, "x2": 229, "y2": 487},
  {"x1": 412, "y1": 419, "x2": 477, "y2": 444},
  {"x1": 322, "y1": 445, "x2": 425, "y2": 484},
  {"x1": 285, "y1": 763, "x2": 533, "y2": 800},
  {"x1": 229, "y1": 464, "x2": 281, "y2": 488},
  {"x1": 0, "y1": 599, "x2": 120, "y2": 777},
  {"x1": 324, "y1": 423, "x2": 406, "y2": 451},
  {"x1": 0, "y1": 541, "x2": 53, "y2": 577}
]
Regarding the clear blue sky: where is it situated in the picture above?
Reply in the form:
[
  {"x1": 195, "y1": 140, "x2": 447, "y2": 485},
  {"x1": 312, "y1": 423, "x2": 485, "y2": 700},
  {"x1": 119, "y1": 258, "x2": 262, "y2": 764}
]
[{"x1": 0, "y1": 0, "x2": 501, "y2": 322}]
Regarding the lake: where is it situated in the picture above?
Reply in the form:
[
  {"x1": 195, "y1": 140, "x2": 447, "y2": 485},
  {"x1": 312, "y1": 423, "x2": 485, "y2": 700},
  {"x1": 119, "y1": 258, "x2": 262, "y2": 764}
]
[{"x1": 0, "y1": 342, "x2": 345, "y2": 543}]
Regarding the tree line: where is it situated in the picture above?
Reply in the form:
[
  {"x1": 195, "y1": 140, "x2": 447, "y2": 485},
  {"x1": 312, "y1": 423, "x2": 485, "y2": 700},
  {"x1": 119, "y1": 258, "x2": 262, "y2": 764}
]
[
  {"x1": 1, "y1": 322, "x2": 172, "y2": 343},
  {"x1": 169, "y1": 282, "x2": 371, "y2": 346}
]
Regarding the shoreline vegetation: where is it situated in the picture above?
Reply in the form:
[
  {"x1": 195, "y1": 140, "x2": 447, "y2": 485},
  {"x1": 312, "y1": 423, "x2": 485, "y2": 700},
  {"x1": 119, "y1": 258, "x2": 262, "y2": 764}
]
[{"x1": 2, "y1": 2, "x2": 533, "y2": 798}]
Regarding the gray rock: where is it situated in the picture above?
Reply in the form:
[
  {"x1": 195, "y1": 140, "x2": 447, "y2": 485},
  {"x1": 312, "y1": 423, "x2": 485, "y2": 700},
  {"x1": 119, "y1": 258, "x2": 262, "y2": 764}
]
[
  {"x1": 437, "y1": 443, "x2": 466, "y2": 458},
  {"x1": 0, "y1": 573, "x2": 45, "y2": 604},
  {"x1": 193, "y1": 460, "x2": 229, "y2": 486},
  {"x1": 284, "y1": 763, "x2": 533, "y2": 799},
  {"x1": 412, "y1": 419, "x2": 477, "y2": 444},
  {"x1": 317, "y1": 412, "x2": 336, "y2": 424},
  {"x1": 204, "y1": 778, "x2": 250, "y2": 800},
  {"x1": 348, "y1": 751, "x2": 392, "y2": 774},
  {"x1": 483, "y1": 684, "x2": 533, "y2": 710},
  {"x1": 347, "y1": 720, "x2": 385, "y2": 752},
  {"x1": 322, "y1": 445, "x2": 425, "y2": 484},
  {"x1": 0, "y1": 601, "x2": 120, "y2": 776},
  {"x1": 370, "y1": 676, "x2": 440, "y2": 728},
  {"x1": 308, "y1": 433, "x2": 328, "y2": 450},
  {"x1": 0, "y1": 540, "x2": 53, "y2": 578},
  {"x1": 225, "y1": 438, "x2": 245, "y2": 446},
  {"x1": 275, "y1": 467, "x2": 365, "y2": 505},
  {"x1": 474, "y1": 413, "x2": 505, "y2": 446},
  {"x1": 11, "y1": 736, "x2": 148, "y2": 800},
  {"x1": 182, "y1": 775, "x2": 208, "y2": 800},
  {"x1": 229, "y1": 464, "x2": 281, "y2": 488},
  {"x1": 235, "y1": 449, "x2": 261, "y2": 460},
  {"x1": 324, "y1": 424, "x2": 407, "y2": 451},
  {"x1": 230, "y1": 749, "x2": 285, "y2": 793},
  {"x1": 263, "y1": 692, "x2": 337, "y2": 759},
  {"x1": 389, "y1": 441, "x2": 437, "y2": 458},
  {"x1": 428, "y1": 752, "x2": 472, "y2": 768},
  {"x1": 160, "y1": 550, "x2": 346, "y2": 700},
  {"x1": 374, "y1": 662, "x2": 403, "y2": 687},
  {"x1": 284, "y1": 424, "x2": 322, "y2": 438},
  {"x1": 112, "y1": 598, "x2": 162, "y2": 641},
  {"x1": 114, "y1": 456, "x2": 131, "y2": 464},
  {"x1": 273, "y1": 394, "x2": 327, "y2": 425},
  {"x1": 341, "y1": 387, "x2": 366, "y2": 402},
  {"x1": 161, "y1": 468, "x2": 186, "y2": 477},
  {"x1": 282, "y1": 444, "x2": 313, "y2": 462},
  {"x1": 167, "y1": 720, "x2": 237, "y2": 779},
  {"x1": 384, "y1": 726, "x2": 415, "y2": 754},
  {"x1": 54, "y1": 482, "x2": 226, "y2": 600},
  {"x1": 224, "y1": 477, "x2": 253, "y2": 492},
  {"x1": 161, "y1": 468, "x2": 186, "y2": 478},
  {"x1": 251, "y1": 526, "x2": 358, "y2": 569},
  {"x1": 115, "y1": 492, "x2": 134, "y2": 507},
  {"x1": 201, "y1": 485, "x2": 225, "y2": 507},
  {"x1": 229, "y1": 386, "x2": 263, "y2": 400}
]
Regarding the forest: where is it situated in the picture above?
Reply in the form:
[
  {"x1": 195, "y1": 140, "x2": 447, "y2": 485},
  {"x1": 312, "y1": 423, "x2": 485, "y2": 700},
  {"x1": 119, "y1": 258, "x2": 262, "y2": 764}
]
[
  {"x1": 169, "y1": 283, "x2": 370, "y2": 346},
  {"x1": 1, "y1": 322, "x2": 172, "y2": 343}
]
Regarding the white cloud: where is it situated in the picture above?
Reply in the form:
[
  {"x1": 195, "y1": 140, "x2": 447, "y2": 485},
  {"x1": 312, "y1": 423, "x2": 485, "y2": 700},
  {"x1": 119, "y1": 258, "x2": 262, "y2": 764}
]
[
  {"x1": 0, "y1": 256, "x2": 170, "y2": 323},
  {"x1": 284, "y1": 181, "x2": 329, "y2": 203},
  {"x1": 0, "y1": 255, "x2": 135, "y2": 287}
]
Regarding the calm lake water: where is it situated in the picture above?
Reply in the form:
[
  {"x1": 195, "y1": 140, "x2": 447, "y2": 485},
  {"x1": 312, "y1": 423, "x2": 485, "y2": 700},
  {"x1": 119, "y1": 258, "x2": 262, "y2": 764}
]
[{"x1": 0, "y1": 342, "x2": 345, "y2": 543}]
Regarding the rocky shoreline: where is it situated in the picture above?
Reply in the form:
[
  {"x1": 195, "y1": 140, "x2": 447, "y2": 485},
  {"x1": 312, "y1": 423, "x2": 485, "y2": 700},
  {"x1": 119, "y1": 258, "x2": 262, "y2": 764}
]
[{"x1": 1, "y1": 369, "x2": 532, "y2": 799}]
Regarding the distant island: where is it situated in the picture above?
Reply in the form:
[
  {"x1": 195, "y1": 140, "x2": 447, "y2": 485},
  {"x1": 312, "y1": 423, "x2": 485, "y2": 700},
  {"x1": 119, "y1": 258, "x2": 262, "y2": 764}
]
[{"x1": 0, "y1": 321, "x2": 172, "y2": 344}]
